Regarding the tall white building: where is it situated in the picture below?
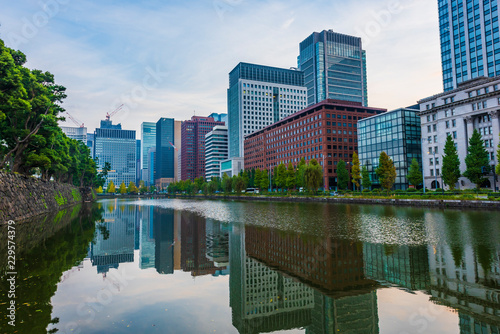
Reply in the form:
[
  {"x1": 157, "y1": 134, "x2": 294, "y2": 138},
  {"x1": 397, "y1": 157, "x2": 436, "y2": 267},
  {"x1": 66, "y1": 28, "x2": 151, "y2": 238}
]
[
  {"x1": 205, "y1": 126, "x2": 228, "y2": 180},
  {"x1": 61, "y1": 126, "x2": 87, "y2": 143},
  {"x1": 418, "y1": 77, "x2": 500, "y2": 190},
  {"x1": 227, "y1": 62, "x2": 307, "y2": 158}
]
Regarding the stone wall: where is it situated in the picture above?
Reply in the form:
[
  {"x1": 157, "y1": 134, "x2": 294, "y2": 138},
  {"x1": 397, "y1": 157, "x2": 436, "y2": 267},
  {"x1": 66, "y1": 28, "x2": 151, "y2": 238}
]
[{"x1": 0, "y1": 171, "x2": 86, "y2": 223}]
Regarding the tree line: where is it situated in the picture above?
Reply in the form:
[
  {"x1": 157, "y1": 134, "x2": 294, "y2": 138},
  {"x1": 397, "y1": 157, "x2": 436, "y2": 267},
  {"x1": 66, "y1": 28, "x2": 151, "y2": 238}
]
[{"x1": 0, "y1": 38, "x2": 103, "y2": 187}]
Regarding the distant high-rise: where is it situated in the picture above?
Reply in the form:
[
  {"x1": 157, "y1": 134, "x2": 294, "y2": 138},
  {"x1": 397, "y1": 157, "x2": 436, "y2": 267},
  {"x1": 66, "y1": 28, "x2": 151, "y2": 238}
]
[
  {"x1": 227, "y1": 62, "x2": 307, "y2": 158},
  {"x1": 86, "y1": 133, "x2": 94, "y2": 159},
  {"x1": 438, "y1": 0, "x2": 500, "y2": 91},
  {"x1": 208, "y1": 112, "x2": 228, "y2": 124},
  {"x1": 155, "y1": 118, "x2": 181, "y2": 189},
  {"x1": 141, "y1": 122, "x2": 156, "y2": 185},
  {"x1": 205, "y1": 125, "x2": 228, "y2": 181},
  {"x1": 94, "y1": 120, "x2": 136, "y2": 189},
  {"x1": 181, "y1": 116, "x2": 225, "y2": 181},
  {"x1": 61, "y1": 126, "x2": 87, "y2": 143},
  {"x1": 136, "y1": 140, "x2": 141, "y2": 185},
  {"x1": 298, "y1": 30, "x2": 367, "y2": 106}
]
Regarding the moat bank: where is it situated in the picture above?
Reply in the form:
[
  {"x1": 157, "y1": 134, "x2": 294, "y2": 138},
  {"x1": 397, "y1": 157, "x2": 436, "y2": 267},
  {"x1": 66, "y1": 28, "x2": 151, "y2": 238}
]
[{"x1": 0, "y1": 171, "x2": 94, "y2": 223}]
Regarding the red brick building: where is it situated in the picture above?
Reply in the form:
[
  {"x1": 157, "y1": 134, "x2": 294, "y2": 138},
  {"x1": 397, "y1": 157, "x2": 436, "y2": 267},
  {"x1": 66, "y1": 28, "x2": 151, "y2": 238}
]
[
  {"x1": 181, "y1": 116, "x2": 225, "y2": 181},
  {"x1": 244, "y1": 99, "x2": 386, "y2": 189}
]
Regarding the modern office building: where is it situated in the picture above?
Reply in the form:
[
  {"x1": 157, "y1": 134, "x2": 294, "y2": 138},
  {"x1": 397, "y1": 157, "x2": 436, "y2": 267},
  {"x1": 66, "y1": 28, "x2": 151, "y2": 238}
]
[
  {"x1": 147, "y1": 147, "x2": 156, "y2": 187},
  {"x1": 298, "y1": 30, "x2": 368, "y2": 107},
  {"x1": 418, "y1": 76, "x2": 500, "y2": 190},
  {"x1": 94, "y1": 120, "x2": 136, "y2": 189},
  {"x1": 438, "y1": 0, "x2": 500, "y2": 91},
  {"x1": 181, "y1": 116, "x2": 225, "y2": 181},
  {"x1": 244, "y1": 99, "x2": 386, "y2": 189},
  {"x1": 155, "y1": 118, "x2": 181, "y2": 189},
  {"x1": 357, "y1": 106, "x2": 422, "y2": 190},
  {"x1": 136, "y1": 140, "x2": 141, "y2": 184},
  {"x1": 208, "y1": 112, "x2": 228, "y2": 124},
  {"x1": 86, "y1": 133, "x2": 94, "y2": 158},
  {"x1": 205, "y1": 125, "x2": 228, "y2": 180},
  {"x1": 219, "y1": 157, "x2": 244, "y2": 178},
  {"x1": 227, "y1": 62, "x2": 307, "y2": 158},
  {"x1": 141, "y1": 122, "x2": 156, "y2": 185},
  {"x1": 61, "y1": 126, "x2": 87, "y2": 143},
  {"x1": 154, "y1": 207, "x2": 174, "y2": 275}
]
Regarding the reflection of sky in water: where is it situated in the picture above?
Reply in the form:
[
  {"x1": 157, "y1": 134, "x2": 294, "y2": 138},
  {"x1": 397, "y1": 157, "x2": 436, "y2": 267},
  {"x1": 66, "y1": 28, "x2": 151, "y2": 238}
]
[{"x1": 44, "y1": 199, "x2": 499, "y2": 334}]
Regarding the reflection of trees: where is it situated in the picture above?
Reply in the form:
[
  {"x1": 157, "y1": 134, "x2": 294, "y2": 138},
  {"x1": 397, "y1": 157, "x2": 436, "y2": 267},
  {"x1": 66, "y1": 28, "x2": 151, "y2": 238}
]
[
  {"x1": 0, "y1": 204, "x2": 102, "y2": 334},
  {"x1": 443, "y1": 210, "x2": 465, "y2": 267}
]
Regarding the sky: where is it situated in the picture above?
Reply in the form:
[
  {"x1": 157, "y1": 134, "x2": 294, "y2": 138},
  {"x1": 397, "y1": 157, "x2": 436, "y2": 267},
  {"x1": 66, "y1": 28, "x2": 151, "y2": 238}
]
[{"x1": 1, "y1": 0, "x2": 443, "y2": 136}]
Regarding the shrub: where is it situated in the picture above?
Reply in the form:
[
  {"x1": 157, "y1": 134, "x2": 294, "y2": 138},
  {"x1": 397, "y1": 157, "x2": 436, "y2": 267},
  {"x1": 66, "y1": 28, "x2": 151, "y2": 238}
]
[
  {"x1": 362, "y1": 189, "x2": 370, "y2": 193},
  {"x1": 394, "y1": 189, "x2": 404, "y2": 194},
  {"x1": 406, "y1": 188, "x2": 418, "y2": 193}
]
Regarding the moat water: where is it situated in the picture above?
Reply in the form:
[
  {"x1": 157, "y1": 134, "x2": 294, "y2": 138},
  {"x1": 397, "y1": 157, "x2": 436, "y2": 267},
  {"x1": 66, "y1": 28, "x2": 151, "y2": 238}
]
[{"x1": 1, "y1": 198, "x2": 499, "y2": 333}]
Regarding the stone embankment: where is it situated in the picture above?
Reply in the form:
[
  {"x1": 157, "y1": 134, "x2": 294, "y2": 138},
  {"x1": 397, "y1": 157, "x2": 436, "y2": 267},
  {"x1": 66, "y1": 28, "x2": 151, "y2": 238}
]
[{"x1": 0, "y1": 171, "x2": 92, "y2": 223}]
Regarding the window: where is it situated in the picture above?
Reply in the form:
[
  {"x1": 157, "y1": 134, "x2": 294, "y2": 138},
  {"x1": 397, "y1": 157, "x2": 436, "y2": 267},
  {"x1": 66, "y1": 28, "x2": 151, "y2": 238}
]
[
  {"x1": 434, "y1": 135, "x2": 438, "y2": 143},
  {"x1": 436, "y1": 168, "x2": 440, "y2": 176},
  {"x1": 427, "y1": 115, "x2": 431, "y2": 122},
  {"x1": 446, "y1": 120, "x2": 450, "y2": 128},
  {"x1": 453, "y1": 131, "x2": 457, "y2": 139},
  {"x1": 468, "y1": 91, "x2": 473, "y2": 98},
  {"x1": 435, "y1": 157, "x2": 439, "y2": 165},
  {"x1": 427, "y1": 136, "x2": 432, "y2": 143},
  {"x1": 433, "y1": 124, "x2": 437, "y2": 131},
  {"x1": 431, "y1": 169, "x2": 434, "y2": 176},
  {"x1": 432, "y1": 114, "x2": 437, "y2": 121},
  {"x1": 434, "y1": 146, "x2": 438, "y2": 154},
  {"x1": 452, "y1": 119, "x2": 456, "y2": 127},
  {"x1": 427, "y1": 125, "x2": 432, "y2": 132},
  {"x1": 445, "y1": 110, "x2": 449, "y2": 117},
  {"x1": 429, "y1": 158, "x2": 434, "y2": 166}
]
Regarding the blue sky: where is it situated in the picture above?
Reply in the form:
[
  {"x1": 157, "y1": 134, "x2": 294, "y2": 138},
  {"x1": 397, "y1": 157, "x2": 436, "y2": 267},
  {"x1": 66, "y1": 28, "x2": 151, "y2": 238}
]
[{"x1": 1, "y1": 0, "x2": 442, "y2": 135}]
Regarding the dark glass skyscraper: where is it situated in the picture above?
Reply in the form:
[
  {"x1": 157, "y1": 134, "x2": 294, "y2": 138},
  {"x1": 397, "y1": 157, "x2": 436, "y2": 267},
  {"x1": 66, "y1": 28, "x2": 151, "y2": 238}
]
[
  {"x1": 298, "y1": 30, "x2": 367, "y2": 107},
  {"x1": 156, "y1": 118, "x2": 175, "y2": 183},
  {"x1": 438, "y1": 0, "x2": 500, "y2": 91}
]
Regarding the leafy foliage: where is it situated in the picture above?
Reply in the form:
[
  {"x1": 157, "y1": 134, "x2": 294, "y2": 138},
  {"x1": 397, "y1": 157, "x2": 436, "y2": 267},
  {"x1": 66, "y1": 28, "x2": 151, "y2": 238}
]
[
  {"x1": 351, "y1": 152, "x2": 361, "y2": 190},
  {"x1": 337, "y1": 160, "x2": 349, "y2": 190},
  {"x1": 304, "y1": 159, "x2": 322, "y2": 193},
  {"x1": 376, "y1": 152, "x2": 396, "y2": 192},
  {"x1": 442, "y1": 135, "x2": 461, "y2": 190},
  {"x1": 464, "y1": 129, "x2": 490, "y2": 189},
  {"x1": 361, "y1": 165, "x2": 371, "y2": 190},
  {"x1": 407, "y1": 158, "x2": 423, "y2": 187}
]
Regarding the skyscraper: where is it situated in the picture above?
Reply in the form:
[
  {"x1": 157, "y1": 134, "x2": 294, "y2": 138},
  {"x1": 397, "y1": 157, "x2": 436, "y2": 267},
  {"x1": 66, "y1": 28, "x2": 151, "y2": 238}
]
[
  {"x1": 155, "y1": 118, "x2": 181, "y2": 189},
  {"x1": 181, "y1": 116, "x2": 225, "y2": 181},
  {"x1": 227, "y1": 62, "x2": 307, "y2": 158},
  {"x1": 61, "y1": 126, "x2": 87, "y2": 143},
  {"x1": 94, "y1": 120, "x2": 136, "y2": 189},
  {"x1": 141, "y1": 122, "x2": 156, "y2": 185},
  {"x1": 136, "y1": 139, "x2": 141, "y2": 185},
  {"x1": 205, "y1": 125, "x2": 228, "y2": 180},
  {"x1": 438, "y1": 0, "x2": 500, "y2": 91},
  {"x1": 298, "y1": 30, "x2": 367, "y2": 107}
]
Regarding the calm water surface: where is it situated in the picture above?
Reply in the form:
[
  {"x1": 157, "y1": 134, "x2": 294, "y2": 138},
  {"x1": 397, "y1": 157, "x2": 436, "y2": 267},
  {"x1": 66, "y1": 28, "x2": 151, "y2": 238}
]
[{"x1": 0, "y1": 199, "x2": 499, "y2": 334}]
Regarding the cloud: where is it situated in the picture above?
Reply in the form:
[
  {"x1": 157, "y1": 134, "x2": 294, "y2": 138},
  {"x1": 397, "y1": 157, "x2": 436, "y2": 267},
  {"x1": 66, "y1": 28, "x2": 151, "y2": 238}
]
[{"x1": 0, "y1": 0, "x2": 442, "y2": 135}]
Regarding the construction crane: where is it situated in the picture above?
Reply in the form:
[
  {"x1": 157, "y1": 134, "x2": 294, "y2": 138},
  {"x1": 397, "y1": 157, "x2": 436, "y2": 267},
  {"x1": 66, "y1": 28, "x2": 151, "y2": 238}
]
[
  {"x1": 105, "y1": 104, "x2": 124, "y2": 121},
  {"x1": 65, "y1": 111, "x2": 85, "y2": 128}
]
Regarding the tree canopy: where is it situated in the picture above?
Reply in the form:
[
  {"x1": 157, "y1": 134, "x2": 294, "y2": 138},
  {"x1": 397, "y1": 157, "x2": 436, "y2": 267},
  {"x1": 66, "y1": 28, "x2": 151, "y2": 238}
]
[
  {"x1": 442, "y1": 135, "x2": 461, "y2": 190},
  {"x1": 464, "y1": 129, "x2": 490, "y2": 189},
  {"x1": 407, "y1": 158, "x2": 423, "y2": 188},
  {"x1": 376, "y1": 152, "x2": 396, "y2": 192}
]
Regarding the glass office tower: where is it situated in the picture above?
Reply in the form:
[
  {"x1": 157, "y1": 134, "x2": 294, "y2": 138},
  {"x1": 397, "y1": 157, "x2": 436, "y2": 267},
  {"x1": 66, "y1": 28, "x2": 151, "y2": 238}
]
[
  {"x1": 156, "y1": 118, "x2": 175, "y2": 185},
  {"x1": 298, "y1": 30, "x2": 368, "y2": 107},
  {"x1": 94, "y1": 121, "x2": 136, "y2": 189},
  {"x1": 141, "y1": 122, "x2": 156, "y2": 185},
  {"x1": 357, "y1": 106, "x2": 422, "y2": 190},
  {"x1": 227, "y1": 62, "x2": 307, "y2": 158},
  {"x1": 438, "y1": 0, "x2": 500, "y2": 91}
]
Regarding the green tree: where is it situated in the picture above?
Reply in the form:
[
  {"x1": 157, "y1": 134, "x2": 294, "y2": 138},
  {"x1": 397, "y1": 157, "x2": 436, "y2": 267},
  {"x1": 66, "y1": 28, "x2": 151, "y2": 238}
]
[
  {"x1": 304, "y1": 159, "x2": 322, "y2": 193},
  {"x1": 149, "y1": 185, "x2": 156, "y2": 193},
  {"x1": 464, "y1": 129, "x2": 490, "y2": 189},
  {"x1": 496, "y1": 136, "x2": 500, "y2": 176},
  {"x1": 442, "y1": 135, "x2": 461, "y2": 190},
  {"x1": 337, "y1": 160, "x2": 349, "y2": 190},
  {"x1": 184, "y1": 180, "x2": 195, "y2": 195},
  {"x1": 127, "y1": 182, "x2": 138, "y2": 194},
  {"x1": 222, "y1": 173, "x2": 232, "y2": 194},
  {"x1": 194, "y1": 177, "x2": 204, "y2": 192},
  {"x1": 260, "y1": 169, "x2": 269, "y2": 191},
  {"x1": 361, "y1": 165, "x2": 371, "y2": 190},
  {"x1": 296, "y1": 158, "x2": 306, "y2": 188},
  {"x1": 351, "y1": 152, "x2": 361, "y2": 191},
  {"x1": 139, "y1": 180, "x2": 148, "y2": 193},
  {"x1": 276, "y1": 163, "x2": 287, "y2": 190},
  {"x1": 286, "y1": 163, "x2": 296, "y2": 191},
  {"x1": 96, "y1": 186, "x2": 103, "y2": 194},
  {"x1": 208, "y1": 178, "x2": 218, "y2": 194},
  {"x1": 233, "y1": 176, "x2": 246, "y2": 194},
  {"x1": 254, "y1": 169, "x2": 262, "y2": 189},
  {"x1": 407, "y1": 158, "x2": 423, "y2": 188},
  {"x1": 107, "y1": 180, "x2": 116, "y2": 193},
  {"x1": 118, "y1": 182, "x2": 127, "y2": 194},
  {"x1": 376, "y1": 152, "x2": 396, "y2": 192}
]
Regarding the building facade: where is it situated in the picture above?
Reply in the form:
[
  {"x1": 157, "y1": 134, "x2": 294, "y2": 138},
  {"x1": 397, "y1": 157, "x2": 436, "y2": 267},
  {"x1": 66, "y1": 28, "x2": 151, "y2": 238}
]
[
  {"x1": 156, "y1": 118, "x2": 182, "y2": 189},
  {"x1": 244, "y1": 99, "x2": 386, "y2": 190},
  {"x1": 228, "y1": 62, "x2": 307, "y2": 158},
  {"x1": 208, "y1": 112, "x2": 228, "y2": 124},
  {"x1": 205, "y1": 125, "x2": 228, "y2": 180},
  {"x1": 94, "y1": 121, "x2": 136, "y2": 189},
  {"x1": 418, "y1": 76, "x2": 500, "y2": 190},
  {"x1": 357, "y1": 106, "x2": 423, "y2": 190},
  {"x1": 181, "y1": 116, "x2": 225, "y2": 181},
  {"x1": 220, "y1": 157, "x2": 244, "y2": 178},
  {"x1": 141, "y1": 122, "x2": 156, "y2": 185},
  {"x1": 298, "y1": 30, "x2": 368, "y2": 107},
  {"x1": 61, "y1": 126, "x2": 87, "y2": 143},
  {"x1": 438, "y1": 0, "x2": 500, "y2": 91}
]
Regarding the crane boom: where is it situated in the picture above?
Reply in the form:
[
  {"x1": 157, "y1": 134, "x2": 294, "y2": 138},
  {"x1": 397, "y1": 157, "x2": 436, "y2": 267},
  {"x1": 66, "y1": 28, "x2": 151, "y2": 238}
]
[
  {"x1": 64, "y1": 112, "x2": 84, "y2": 128},
  {"x1": 105, "y1": 104, "x2": 124, "y2": 121}
]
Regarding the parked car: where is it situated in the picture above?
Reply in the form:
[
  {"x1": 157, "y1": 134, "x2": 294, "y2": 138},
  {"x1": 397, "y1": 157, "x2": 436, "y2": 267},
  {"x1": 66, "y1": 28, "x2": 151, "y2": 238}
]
[{"x1": 245, "y1": 188, "x2": 259, "y2": 194}]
